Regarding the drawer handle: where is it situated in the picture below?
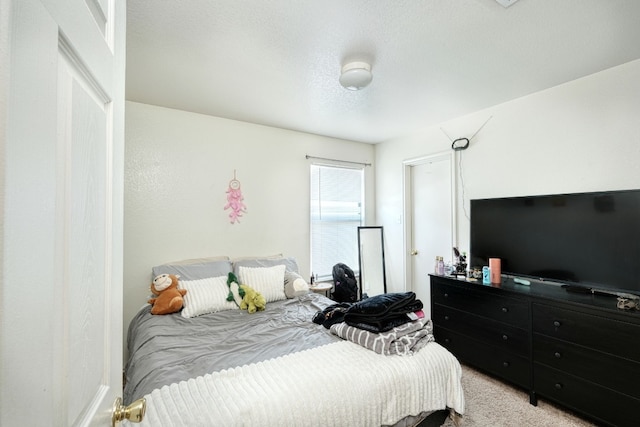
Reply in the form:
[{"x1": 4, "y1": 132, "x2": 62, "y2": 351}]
[
  {"x1": 444, "y1": 338, "x2": 450, "y2": 344},
  {"x1": 444, "y1": 315, "x2": 450, "y2": 321},
  {"x1": 502, "y1": 334, "x2": 509, "y2": 341},
  {"x1": 554, "y1": 383, "x2": 563, "y2": 390},
  {"x1": 501, "y1": 307, "x2": 509, "y2": 313},
  {"x1": 502, "y1": 361, "x2": 510, "y2": 368},
  {"x1": 444, "y1": 293, "x2": 449, "y2": 298},
  {"x1": 554, "y1": 352, "x2": 562, "y2": 359},
  {"x1": 553, "y1": 320, "x2": 561, "y2": 328}
]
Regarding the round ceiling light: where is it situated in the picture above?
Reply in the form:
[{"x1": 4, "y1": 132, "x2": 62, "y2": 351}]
[{"x1": 339, "y1": 61, "x2": 373, "y2": 91}]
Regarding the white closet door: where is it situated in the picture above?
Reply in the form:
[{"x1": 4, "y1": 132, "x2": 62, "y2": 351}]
[
  {"x1": 408, "y1": 153, "x2": 455, "y2": 318},
  {"x1": 1, "y1": 0, "x2": 125, "y2": 425}
]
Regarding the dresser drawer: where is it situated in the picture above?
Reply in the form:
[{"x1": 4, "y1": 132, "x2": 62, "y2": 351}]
[
  {"x1": 534, "y1": 333, "x2": 640, "y2": 400},
  {"x1": 534, "y1": 364, "x2": 639, "y2": 427},
  {"x1": 433, "y1": 304, "x2": 529, "y2": 356},
  {"x1": 435, "y1": 327, "x2": 530, "y2": 389},
  {"x1": 532, "y1": 303, "x2": 640, "y2": 362},
  {"x1": 431, "y1": 280, "x2": 529, "y2": 328}
]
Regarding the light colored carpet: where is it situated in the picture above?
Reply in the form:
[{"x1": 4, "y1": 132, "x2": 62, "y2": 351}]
[{"x1": 441, "y1": 365, "x2": 597, "y2": 427}]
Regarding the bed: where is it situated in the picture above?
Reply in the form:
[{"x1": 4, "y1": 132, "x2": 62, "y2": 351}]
[{"x1": 123, "y1": 256, "x2": 464, "y2": 426}]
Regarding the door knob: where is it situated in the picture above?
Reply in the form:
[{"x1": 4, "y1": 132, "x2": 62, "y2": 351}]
[
  {"x1": 112, "y1": 397, "x2": 146, "y2": 427},
  {"x1": 410, "y1": 250, "x2": 418, "y2": 255}
]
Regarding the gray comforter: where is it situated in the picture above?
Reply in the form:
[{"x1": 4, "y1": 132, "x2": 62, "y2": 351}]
[{"x1": 124, "y1": 292, "x2": 337, "y2": 404}]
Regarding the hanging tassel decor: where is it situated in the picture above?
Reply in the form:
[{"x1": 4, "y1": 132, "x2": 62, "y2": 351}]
[{"x1": 224, "y1": 170, "x2": 247, "y2": 224}]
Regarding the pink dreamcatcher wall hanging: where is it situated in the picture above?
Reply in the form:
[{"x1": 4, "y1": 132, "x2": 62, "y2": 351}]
[{"x1": 224, "y1": 170, "x2": 247, "y2": 224}]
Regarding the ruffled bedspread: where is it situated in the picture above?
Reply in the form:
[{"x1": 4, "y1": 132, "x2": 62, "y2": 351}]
[
  {"x1": 127, "y1": 340, "x2": 464, "y2": 427},
  {"x1": 123, "y1": 293, "x2": 464, "y2": 427}
]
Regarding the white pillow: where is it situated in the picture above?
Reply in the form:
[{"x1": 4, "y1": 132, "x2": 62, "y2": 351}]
[
  {"x1": 238, "y1": 264, "x2": 287, "y2": 303},
  {"x1": 178, "y1": 276, "x2": 237, "y2": 318}
]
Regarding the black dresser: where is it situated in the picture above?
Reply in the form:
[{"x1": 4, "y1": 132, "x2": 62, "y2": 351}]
[{"x1": 430, "y1": 274, "x2": 640, "y2": 427}]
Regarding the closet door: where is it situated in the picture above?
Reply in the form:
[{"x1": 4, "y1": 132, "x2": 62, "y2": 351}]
[
  {"x1": 1, "y1": 0, "x2": 125, "y2": 425},
  {"x1": 405, "y1": 152, "x2": 455, "y2": 317}
]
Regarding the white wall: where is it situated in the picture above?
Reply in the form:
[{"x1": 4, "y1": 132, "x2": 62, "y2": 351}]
[
  {"x1": 124, "y1": 58, "x2": 640, "y2": 351},
  {"x1": 124, "y1": 101, "x2": 375, "y2": 350},
  {"x1": 376, "y1": 59, "x2": 640, "y2": 292}
]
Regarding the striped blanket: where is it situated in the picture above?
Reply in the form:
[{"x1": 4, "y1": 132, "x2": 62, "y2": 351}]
[
  {"x1": 330, "y1": 318, "x2": 434, "y2": 356},
  {"x1": 125, "y1": 340, "x2": 464, "y2": 427}
]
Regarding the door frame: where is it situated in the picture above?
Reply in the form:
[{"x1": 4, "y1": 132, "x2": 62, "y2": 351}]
[{"x1": 402, "y1": 151, "x2": 458, "y2": 293}]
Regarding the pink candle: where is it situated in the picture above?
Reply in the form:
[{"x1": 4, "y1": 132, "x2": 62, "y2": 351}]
[{"x1": 489, "y1": 258, "x2": 501, "y2": 284}]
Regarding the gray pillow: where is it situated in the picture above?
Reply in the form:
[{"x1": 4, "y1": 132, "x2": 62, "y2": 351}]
[
  {"x1": 152, "y1": 257, "x2": 232, "y2": 281},
  {"x1": 284, "y1": 271, "x2": 310, "y2": 298}
]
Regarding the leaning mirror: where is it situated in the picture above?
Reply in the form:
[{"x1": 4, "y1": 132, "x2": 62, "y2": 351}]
[{"x1": 358, "y1": 226, "x2": 387, "y2": 298}]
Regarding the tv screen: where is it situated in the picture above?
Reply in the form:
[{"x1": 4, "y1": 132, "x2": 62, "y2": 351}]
[{"x1": 470, "y1": 189, "x2": 640, "y2": 293}]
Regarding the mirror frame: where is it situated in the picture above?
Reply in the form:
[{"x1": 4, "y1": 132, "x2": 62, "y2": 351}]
[{"x1": 357, "y1": 226, "x2": 387, "y2": 299}]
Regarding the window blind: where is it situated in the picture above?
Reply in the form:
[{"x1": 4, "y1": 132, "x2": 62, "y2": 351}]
[{"x1": 310, "y1": 164, "x2": 363, "y2": 281}]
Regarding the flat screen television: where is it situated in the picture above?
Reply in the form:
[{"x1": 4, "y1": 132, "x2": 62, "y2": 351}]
[{"x1": 470, "y1": 189, "x2": 640, "y2": 294}]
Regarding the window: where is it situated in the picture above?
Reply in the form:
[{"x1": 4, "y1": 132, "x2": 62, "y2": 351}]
[{"x1": 310, "y1": 164, "x2": 364, "y2": 281}]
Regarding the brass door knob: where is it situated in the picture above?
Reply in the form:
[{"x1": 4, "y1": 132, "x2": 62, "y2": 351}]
[{"x1": 112, "y1": 397, "x2": 146, "y2": 426}]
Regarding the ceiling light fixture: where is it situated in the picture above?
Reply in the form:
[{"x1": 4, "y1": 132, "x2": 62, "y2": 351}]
[
  {"x1": 339, "y1": 61, "x2": 373, "y2": 91},
  {"x1": 494, "y1": 0, "x2": 520, "y2": 8}
]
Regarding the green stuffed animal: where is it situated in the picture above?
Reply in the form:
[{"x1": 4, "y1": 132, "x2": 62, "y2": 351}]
[
  {"x1": 239, "y1": 284, "x2": 266, "y2": 314},
  {"x1": 226, "y1": 272, "x2": 245, "y2": 307}
]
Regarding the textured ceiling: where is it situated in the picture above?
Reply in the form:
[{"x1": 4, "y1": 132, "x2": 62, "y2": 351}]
[{"x1": 126, "y1": 0, "x2": 640, "y2": 144}]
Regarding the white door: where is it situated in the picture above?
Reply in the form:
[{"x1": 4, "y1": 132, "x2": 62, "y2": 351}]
[
  {"x1": 406, "y1": 153, "x2": 455, "y2": 318},
  {"x1": 1, "y1": 0, "x2": 125, "y2": 426}
]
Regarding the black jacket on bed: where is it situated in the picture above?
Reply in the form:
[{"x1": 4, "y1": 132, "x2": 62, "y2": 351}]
[
  {"x1": 314, "y1": 292, "x2": 423, "y2": 333},
  {"x1": 345, "y1": 292, "x2": 423, "y2": 333}
]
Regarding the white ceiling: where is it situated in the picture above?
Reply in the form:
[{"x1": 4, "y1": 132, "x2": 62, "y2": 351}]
[{"x1": 126, "y1": 0, "x2": 640, "y2": 144}]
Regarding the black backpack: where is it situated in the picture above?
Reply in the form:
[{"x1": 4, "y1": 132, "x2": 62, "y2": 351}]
[{"x1": 332, "y1": 263, "x2": 359, "y2": 302}]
